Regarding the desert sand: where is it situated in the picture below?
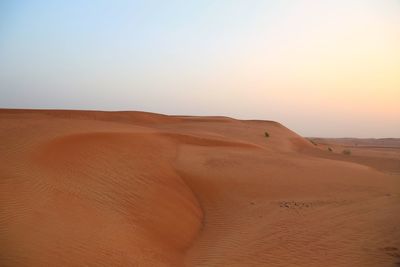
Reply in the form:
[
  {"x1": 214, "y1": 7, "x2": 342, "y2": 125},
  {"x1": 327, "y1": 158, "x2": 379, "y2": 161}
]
[{"x1": 1, "y1": 109, "x2": 399, "y2": 267}]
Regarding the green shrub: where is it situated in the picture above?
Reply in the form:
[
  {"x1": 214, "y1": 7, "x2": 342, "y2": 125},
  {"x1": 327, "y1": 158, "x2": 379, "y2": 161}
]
[
  {"x1": 307, "y1": 138, "x2": 317, "y2": 146},
  {"x1": 311, "y1": 140, "x2": 317, "y2": 146},
  {"x1": 342, "y1": 149, "x2": 351, "y2": 155}
]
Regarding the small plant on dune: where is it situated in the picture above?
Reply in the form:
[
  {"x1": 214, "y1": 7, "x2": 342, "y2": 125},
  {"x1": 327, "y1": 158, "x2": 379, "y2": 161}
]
[
  {"x1": 264, "y1": 131, "x2": 270, "y2": 138},
  {"x1": 308, "y1": 139, "x2": 317, "y2": 146},
  {"x1": 342, "y1": 149, "x2": 351, "y2": 155},
  {"x1": 328, "y1": 147, "x2": 333, "y2": 152}
]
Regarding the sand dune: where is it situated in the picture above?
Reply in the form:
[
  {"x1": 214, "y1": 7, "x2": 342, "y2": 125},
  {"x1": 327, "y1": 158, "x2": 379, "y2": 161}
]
[
  {"x1": 308, "y1": 137, "x2": 400, "y2": 175},
  {"x1": 1, "y1": 109, "x2": 399, "y2": 266}
]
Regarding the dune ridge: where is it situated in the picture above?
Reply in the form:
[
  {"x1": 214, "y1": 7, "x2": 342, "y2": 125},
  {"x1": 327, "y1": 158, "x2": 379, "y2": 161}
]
[{"x1": 1, "y1": 109, "x2": 399, "y2": 266}]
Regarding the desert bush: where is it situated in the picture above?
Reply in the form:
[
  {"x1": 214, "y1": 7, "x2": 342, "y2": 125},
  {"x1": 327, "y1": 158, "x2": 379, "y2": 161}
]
[
  {"x1": 342, "y1": 149, "x2": 351, "y2": 155},
  {"x1": 307, "y1": 138, "x2": 317, "y2": 146},
  {"x1": 264, "y1": 131, "x2": 270, "y2": 138},
  {"x1": 311, "y1": 140, "x2": 317, "y2": 146},
  {"x1": 328, "y1": 147, "x2": 333, "y2": 152}
]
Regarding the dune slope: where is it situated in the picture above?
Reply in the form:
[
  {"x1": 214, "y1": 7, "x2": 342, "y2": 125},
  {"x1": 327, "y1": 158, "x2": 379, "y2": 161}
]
[{"x1": 1, "y1": 109, "x2": 399, "y2": 267}]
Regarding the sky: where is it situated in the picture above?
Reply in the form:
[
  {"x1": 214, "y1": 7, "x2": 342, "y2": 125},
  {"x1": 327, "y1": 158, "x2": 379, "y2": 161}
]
[{"x1": 0, "y1": 0, "x2": 399, "y2": 137}]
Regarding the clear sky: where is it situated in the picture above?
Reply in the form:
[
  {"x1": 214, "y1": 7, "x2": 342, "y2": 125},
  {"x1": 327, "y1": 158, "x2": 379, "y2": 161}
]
[{"x1": 1, "y1": 0, "x2": 399, "y2": 137}]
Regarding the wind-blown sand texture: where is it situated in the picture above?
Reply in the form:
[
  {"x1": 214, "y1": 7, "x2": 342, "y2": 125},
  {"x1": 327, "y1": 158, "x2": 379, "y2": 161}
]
[{"x1": 1, "y1": 109, "x2": 399, "y2": 267}]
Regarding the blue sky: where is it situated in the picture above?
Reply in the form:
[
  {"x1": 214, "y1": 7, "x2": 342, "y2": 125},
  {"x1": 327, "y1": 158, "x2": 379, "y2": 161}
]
[{"x1": 1, "y1": 1, "x2": 399, "y2": 137}]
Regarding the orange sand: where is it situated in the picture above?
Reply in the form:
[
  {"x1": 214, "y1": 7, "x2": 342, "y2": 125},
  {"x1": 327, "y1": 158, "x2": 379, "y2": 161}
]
[{"x1": 1, "y1": 109, "x2": 399, "y2": 266}]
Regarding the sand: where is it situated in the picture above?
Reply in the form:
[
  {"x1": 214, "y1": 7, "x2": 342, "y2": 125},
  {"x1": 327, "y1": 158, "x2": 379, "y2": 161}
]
[{"x1": 0, "y1": 109, "x2": 399, "y2": 267}]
